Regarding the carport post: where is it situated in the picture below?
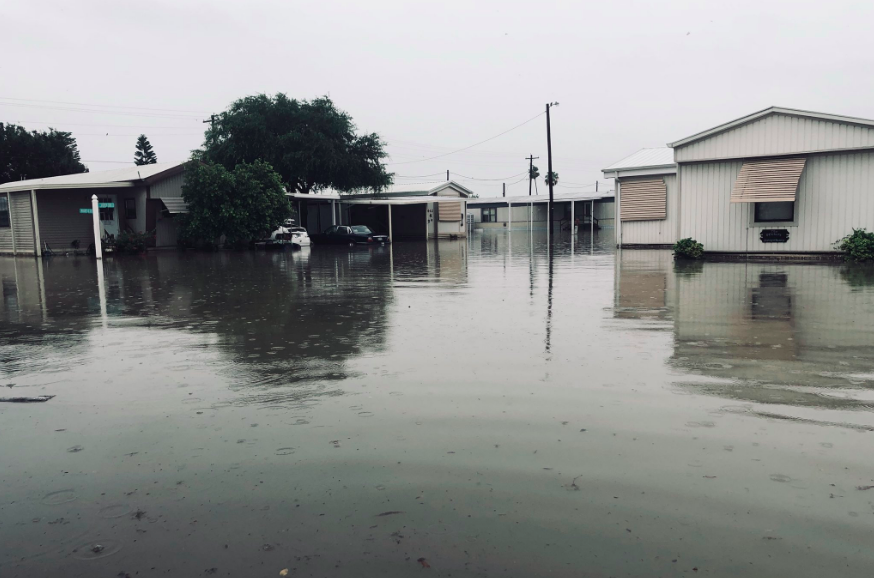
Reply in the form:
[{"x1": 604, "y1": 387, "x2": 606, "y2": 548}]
[
  {"x1": 591, "y1": 200, "x2": 594, "y2": 238},
  {"x1": 388, "y1": 204, "x2": 393, "y2": 241},
  {"x1": 331, "y1": 200, "x2": 336, "y2": 226},
  {"x1": 507, "y1": 200, "x2": 511, "y2": 231},
  {"x1": 91, "y1": 194, "x2": 102, "y2": 260}
]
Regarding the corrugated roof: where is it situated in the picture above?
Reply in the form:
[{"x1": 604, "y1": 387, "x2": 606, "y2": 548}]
[
  {"x1": 603, "y1": 148, "x2": 675, "y2": 171},
  {"x1": 0, "y1": 161, "x2": 186, "y2": 192}
]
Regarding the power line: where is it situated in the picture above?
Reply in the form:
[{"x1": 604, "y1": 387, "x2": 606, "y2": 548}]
[
  {"x1": 1, "y1": 119, "x2": 207, "y2": 129},
  {"x1": 0, "y1": 102, "x2": 206, "y2": 120},
  {"x1": 392, "y1": 172, "x2": 446, "y2": 179},
  {"x1": 0, "y1": 97, "x2": 212, "y2": 115},
  {"x1": 449, "y1": 171, "x2": 527, "y2": 181},
  {"x1": 386, "y1": 111, "x2": 545, "y2": 165}
]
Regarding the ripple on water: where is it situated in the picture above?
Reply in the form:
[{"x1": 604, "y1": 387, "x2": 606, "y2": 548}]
[
  {"x1": 98, "y1": 504, "x2": 132, "y2": 519},
  {"x1": 41, "y1": 490, "x2": 77, "y2": 506},
  {"x1": 67, "y1": 445, "x2": 84, "y2": 453},
  {"x1": 275, "y1": 447, "x2": 296, "y2": 456},
  {"x1": 71, "y1": 539, "x2": 123, "y2": 560},
  {"x1": 358, "y1": 411, "x2": 374, "y2": 418}
]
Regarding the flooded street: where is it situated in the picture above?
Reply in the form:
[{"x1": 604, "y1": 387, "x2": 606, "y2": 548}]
[{"x1": 1, "y1": 231, "x2": 874, "y2": 577}]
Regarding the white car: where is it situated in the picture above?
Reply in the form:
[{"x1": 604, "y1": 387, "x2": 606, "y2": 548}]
[{"x1": 289, "y1": 226, "x2": 311, "y2": 247}]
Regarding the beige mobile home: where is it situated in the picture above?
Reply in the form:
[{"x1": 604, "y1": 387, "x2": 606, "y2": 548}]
[
  {"x1": 605, "y1": 107, "x2": 874, "y2": 255},
  {"x1": 0, "y1": 162, "x2": 188, "y2": 255}
]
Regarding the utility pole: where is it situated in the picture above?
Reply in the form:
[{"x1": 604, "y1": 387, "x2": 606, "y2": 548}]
[
  {"x1": 545, "y1": 102, "x2": 559, "y2": 236},
  {"x1": 526, "y1": 154, "x2": 539, "y2": 196},
  {"x1": 446, "y1": 170, "x2": 450, "y2": 182},
  {"x1": 595, "y1": 180, "x2": 599, "y2": 193},
  {"x1": 503, "y1": 183, "x2": 506, "y2": 197}
]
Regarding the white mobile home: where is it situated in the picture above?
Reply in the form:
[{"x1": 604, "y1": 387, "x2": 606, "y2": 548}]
[{"x1": 605, "y1": 107, "x2": 874, "y2": 255}]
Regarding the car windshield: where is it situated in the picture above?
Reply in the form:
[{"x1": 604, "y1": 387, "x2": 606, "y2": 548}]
[{"x1": 350, "y1": 226, "x2": 373, "y2": 235}]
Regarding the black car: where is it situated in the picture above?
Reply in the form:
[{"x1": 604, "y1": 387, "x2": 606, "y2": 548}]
[{"x1": 311, "y1": 225, "x2": 390, "y2": 245}]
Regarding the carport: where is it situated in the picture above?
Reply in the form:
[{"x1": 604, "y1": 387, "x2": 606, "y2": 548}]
[{"x1": 289, "y1": 183, "x2": 472, "y2": 241}]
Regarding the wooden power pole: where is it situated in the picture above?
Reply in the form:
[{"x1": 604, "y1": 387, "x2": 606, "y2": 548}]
[{"x1": 526, "y1": 154, "x2": 539, "y2": 196}]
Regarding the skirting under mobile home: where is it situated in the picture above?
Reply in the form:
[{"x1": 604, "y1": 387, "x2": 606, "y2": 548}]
[{"x1": 604, "y1": 107, "x2": 874, "y2": 255}]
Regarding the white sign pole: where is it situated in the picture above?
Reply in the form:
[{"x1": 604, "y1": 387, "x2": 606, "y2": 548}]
[{"x1": 91, "y1": 194, "x2": 102, "y2": 259}]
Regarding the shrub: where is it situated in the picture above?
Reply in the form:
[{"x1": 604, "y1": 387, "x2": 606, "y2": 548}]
[
  {"x1": 836, "y1": 228, "x2": 874, "y2": 262},
  {"x1": 673, "y1": 237, "x2": 704, "y2": 260},
  {"x1": 114, "y1": 230, "x2": 152, "y2": 254}
]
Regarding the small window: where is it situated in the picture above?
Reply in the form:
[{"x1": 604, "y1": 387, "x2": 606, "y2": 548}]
[
  {"x1": 755, "y1": 201, "x2": 795, "y2": 223},
  {"x1": 481, "y1": 207, "x2": 497, "y2": 223},
  {"x1": 99, "y1": 197, "x2": 115, "y2": 222},
  {"x1": 0, "y1": 196, "x2": 9, "y2": 228},
  {"x1": 124, "y1": 198, "x2": 137, "y2": 220}
]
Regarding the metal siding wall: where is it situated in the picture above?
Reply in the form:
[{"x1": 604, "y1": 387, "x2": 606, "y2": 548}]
[
  {"x1": 150, "y1": 173, "x2": 184, "y2": 199},
  {"x1": 36, "y1": 190, "x2": 97, "y2": 250},
  {"x1": 676, "y1": 113, "x2": 874, "y2": 162},
  {"x1": 9, "y1": 192, "x2": 35, "y2": 253},
  {"x1": 0, "y1": 194, "x2": 13, "y2": 253},
  {"x1": 620, "y1": 174, "x2": 678, "y2": 244},
  {"x1": 679, "y1": 151, "x2": 874, "y2": 252}
]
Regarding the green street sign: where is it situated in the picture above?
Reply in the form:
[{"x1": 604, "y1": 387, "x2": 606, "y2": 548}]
[{"x1": 79, "y1": 203, "x2": 113, "y2": 214}]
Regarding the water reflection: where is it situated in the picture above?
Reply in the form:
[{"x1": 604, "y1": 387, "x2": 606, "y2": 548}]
[{"x1": 615, "y1": 250, "x2": 874, "y2": 428}]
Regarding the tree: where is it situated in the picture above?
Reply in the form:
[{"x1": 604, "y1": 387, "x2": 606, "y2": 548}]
[
  {"x1": 134, "y1": 134, "x2": 157, "y2": 165},
  {"x1": 201, "y1": 94, "x2": 392, "y2": 194},
  {"x1": 529, "y1": 165, "x2": 540, "y2": 180},
  {"x1": 0, "y1": 123, "x2": 87, "y2": 183},
  {"x1": 180, "y1": 160, "x2": 290, "y2": 247},
  {"x1": 545, "y1": 171, "x2": 559, "y2": 186}
]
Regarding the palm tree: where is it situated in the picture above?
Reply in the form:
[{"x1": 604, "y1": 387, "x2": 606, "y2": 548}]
[{"x1": 545, "y1": 171, "x2": 559, "y2": 187}]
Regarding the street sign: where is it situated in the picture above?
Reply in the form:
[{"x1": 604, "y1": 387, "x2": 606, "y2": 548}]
[
  {"x1": 80, "y1": 208, "x2": 93, "y2": 214},
  {"x1": 98, "y1": 203, "x2": 114, "y2": 208}
]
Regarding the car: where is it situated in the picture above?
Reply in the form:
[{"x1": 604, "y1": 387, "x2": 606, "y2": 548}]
[
  {"x1": 311, "y1": 225, "x2": 390, "y2": 246},
  {"x1": 289, "y1": 226, "x2": 311, "y2": 247}
]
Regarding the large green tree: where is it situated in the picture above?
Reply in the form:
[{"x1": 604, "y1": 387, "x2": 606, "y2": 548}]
[
  {"x1": 134, "y1": 134, "x2": 157, "y2": 165},
  {"x1": 201, "y1": 94, "x2": 392, "y2": 194},
  {"x1": 180, "y1": 160, "x2": 290, "y2": 247},
  {"x1": 0, "y1": 123, "x2": 87, "y2": 183}
]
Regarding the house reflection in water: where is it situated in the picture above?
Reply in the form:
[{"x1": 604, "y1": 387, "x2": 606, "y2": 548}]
[{"x1": 615, "y1": 251, "x2": 874, "y2": 427}]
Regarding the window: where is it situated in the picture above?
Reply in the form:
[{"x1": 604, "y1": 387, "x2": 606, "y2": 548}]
[
  {"x1": 99, "y1": 197, "x2": 114, "y2": 222},
  {"x1": 0, "y1": 195, "x2": 9, "y2": 228},
  {"x1": 350, "y1": 226, "x2": 373, "y2": 234},
  {"x1": 754, "y1": 201, "x2": 795, "y2": 223},
  {"x1": 124, "y1": 198, "x2": 137, "y2": 220},
  {"x1": 481, "y1": 207, "x2": 497, "y2": 223}
]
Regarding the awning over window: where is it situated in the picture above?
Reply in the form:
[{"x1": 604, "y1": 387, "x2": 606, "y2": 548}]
[
  {"x1": 160, "y1": 198, "x2": 189, "y2": 214},
  {"x1": 730, "y1": 157, "x2": 806, "y2": 203},
  {"x1": 438, "y1": 200, "x2": 463, "y2": 221},
  {"x1": 620, "y1": 178, "x2": 667, "y2": 221}
]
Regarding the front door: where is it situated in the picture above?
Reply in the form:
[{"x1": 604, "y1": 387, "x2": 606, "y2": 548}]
[{"x1": 99, "y1": 195, "x2": 119, "y2": 239}]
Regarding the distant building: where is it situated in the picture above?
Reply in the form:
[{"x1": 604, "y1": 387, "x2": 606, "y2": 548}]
[
  {"x1": 0, "y1": 162, "x2": 188, "y2": 255},
  {"x1": 604, "y1": 107, "x2": 874, "y2": 255},
  {"x1": 466, "y1": 191, "x2": 615, "y2": 231}
]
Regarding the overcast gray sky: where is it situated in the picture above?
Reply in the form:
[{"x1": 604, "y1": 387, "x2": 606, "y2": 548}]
[{"x1": 4, "y1": 0, "x2": 874, "y2": 197}]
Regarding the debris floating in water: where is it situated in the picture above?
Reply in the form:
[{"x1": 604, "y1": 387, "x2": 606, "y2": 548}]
[
  {"x1": 0, "y1": 395, "x2": 55, "y2": 403},
  {"x1": 417, "y1": 557, "x2": 431, "y2": 568},
  {"x1": 377, "y1": 511, "x2": 404, "y2": 517}
]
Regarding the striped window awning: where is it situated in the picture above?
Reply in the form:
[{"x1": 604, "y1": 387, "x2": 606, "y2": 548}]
[
  {"x1": 438, "y1": 201, "x2": 463, "y2": 221},
  {"x1": 620, "y1": 179, "x2": 667, "y2": 221},
  {"x1": 730, "y1": 157, "x2": 806, "y2": 203}
]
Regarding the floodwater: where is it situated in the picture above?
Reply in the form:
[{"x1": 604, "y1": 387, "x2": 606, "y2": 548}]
[{"x1": 1, "y1": 231, "x2": 874, "y2": 577}]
